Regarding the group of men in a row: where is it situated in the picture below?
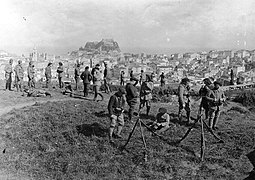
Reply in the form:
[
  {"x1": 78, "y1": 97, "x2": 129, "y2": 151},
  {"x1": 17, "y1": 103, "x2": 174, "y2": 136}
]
[
  {"x1": 107, "y1": 75, "x2": 226, "y2": 143},
  {"x1": 4, "y1": 59, "x2": 36, "y2": 92},
  {"x1": 178, "y1": 77, "x2": 226, "y2": 130}
]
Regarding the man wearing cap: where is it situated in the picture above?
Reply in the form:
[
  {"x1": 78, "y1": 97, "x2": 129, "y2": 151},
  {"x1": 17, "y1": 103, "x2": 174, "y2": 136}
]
[
  {"x1": 14, "y1": 60, "x2": 24, "y2": 92},
  {"x1": 108, "y1": 88, "x2": 126, "y2": 143},
  {"x1": 4, "y1": 59, "x2": 13, "y2": 91},
  {"x1": 125, "y1": 77, "x2": 139, "y2": 122},
  {"x1": 178, "y1": 77, "x2": 191, "y2": 124},
  {"x1": 198, "y1": 78, "x2": 213, "y2": 119},
  {"x1": 45, "y1": 63, "x2": 52, "y2": 88},
  {"x1": 206, "y1": 81, "x2": 226, "y2": 130},
  {"x1": 139, "y1": 74, "x2": 154, "y2": 116}
]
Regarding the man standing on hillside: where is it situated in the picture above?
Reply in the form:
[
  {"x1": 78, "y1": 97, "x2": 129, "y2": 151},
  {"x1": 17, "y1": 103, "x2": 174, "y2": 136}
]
[
  {"x1": 159, "y1": 72, "x2": 166, "y2": 87},
  {"x1": 27, "y1": 61, "x2": 36, "y2": 89},
  {"x1": 14, "y1": 60, "x2": 24, "y2": 92},
  {"x1": 80, "y1": 66, "x2": 92, "y2": 97},
  {"x1": 120, "y1": 71, "x2": 125, "y2": 86},
  {"x1": 139, "y1": 70, "x2": 146, "y2": 85},
  {"x1": 57, "y1": 62, "x2": 64, "y2": 88},
  {"x1": 74, "y1": 63, "x2": 81, "y2": 90},
  {"x1": 198, "y1": 78, "x2": 213, "y2": 119},
  {"x1": 206, "y1": 81, "x2": 226, "y2": 130},
  {"x1": 108, "y1": 87, "x2": 126, "y2": 143},
  {"x1": 125, "y1": 77, "x2": 139, "y2": 122},
  {"x1": 92, "y1": 64, "x2": 104, "y2": 101},
  {"x1": 103, "y1": 62, "x2": 111, "y2": 94},
  {"x1": 45, "y1": 63, "x2": 52, "y2": 88},
  {"x1": 4, "y1": 59, "x2": 13, "y2": 91},
  {"x1": 178, "y1": 77, "x2": 191, "y2": 124},
  {"x1": 139, "y1": 74, "x2": 154, "y2": 116}
]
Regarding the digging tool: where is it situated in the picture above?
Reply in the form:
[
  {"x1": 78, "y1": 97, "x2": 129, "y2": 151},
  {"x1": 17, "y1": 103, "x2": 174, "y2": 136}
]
[{"x1": 177, "y1": 109, "x2": 224, "y2": 161}]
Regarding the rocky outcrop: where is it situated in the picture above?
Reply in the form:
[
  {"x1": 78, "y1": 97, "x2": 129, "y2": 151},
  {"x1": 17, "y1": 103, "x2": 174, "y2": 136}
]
[{"x1": 84, "y1": 39, "x2": 121, "y2": 52}]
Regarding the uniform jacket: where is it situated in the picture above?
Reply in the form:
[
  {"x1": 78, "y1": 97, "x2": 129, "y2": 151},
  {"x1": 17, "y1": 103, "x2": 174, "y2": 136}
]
[
  {"x1": 159, "y1": 74, "x2": 165, "y2": 83},
  {"x1": 4, "y1": 64, "x2": 13, "y2": 79},
  {"x1": 108, "y1": 92, "x2": 125, "y2": 116},
  {"x1": 199, "y1": 85, "x2": 211, "y2": 108},
  {"x1": 125, "y1": 83, "x2": 138, "y2": 102},
  {"x1": 4, "y1": 64, "x2": 13, "y2": 74},
  {"x1": 74, "y1": 66, "x2": 80, "y2": 78},
  {"x1": 27, "y1": 66, "x2": 35, "y2": 78},
  {"x1": 80, "y1": 70, "x2": 92, "y2": 84},
  {"x1": 57, "y1": 66, "x2": 64, "y2": 78},
  {"x1": 178, "y1": 83, "x2": 189, "y2": 105},
  {"x1": 206, "y1": 88, "x2": 225, "y2": 109},
  {"x1": 156, "y1": 112, "x2": 170, "y2": 127},
  {"x1": 140, "y1": 81, "x2": 154, "y2": 100},
  {"x1": 45, "y1": 66, "x2": 52, "y2": 79},
  {"x1": 93, "y1": 68, "x2": 102, "y2": 86},
  {"x1": 14, "y1": 64, "x2": 24, "y2": 80}
]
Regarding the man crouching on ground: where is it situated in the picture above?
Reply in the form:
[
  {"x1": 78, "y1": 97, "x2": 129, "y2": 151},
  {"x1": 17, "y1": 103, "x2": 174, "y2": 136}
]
[
  {"x1": 148, "y1": 107, "x2": 170, "y2": 135},
  {"x1": 108, "y1": 87, "x2": 126, "y2": 143}
]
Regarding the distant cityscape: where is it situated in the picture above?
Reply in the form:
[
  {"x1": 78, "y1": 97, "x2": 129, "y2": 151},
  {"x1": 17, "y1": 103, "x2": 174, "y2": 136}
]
[{"x1": 1, "y1": 38, "x2": 255, "y2": 87}]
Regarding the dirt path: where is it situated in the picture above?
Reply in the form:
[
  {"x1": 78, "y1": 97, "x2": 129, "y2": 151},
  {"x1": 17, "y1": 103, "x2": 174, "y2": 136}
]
[{"x1": 0, "y1": 97, "x2": 84, "y2": 117}]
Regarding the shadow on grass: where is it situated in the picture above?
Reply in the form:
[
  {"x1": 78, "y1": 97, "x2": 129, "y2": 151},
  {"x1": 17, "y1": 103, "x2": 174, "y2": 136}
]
[{"x1": 76, "y1": 122, "x2": 108, "y2": 137}]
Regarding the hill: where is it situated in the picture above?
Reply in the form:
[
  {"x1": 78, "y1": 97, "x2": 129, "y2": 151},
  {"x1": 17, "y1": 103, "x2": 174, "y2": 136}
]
[{"x1": 0, "y1": 88, "x2": 254, "y2": 179}]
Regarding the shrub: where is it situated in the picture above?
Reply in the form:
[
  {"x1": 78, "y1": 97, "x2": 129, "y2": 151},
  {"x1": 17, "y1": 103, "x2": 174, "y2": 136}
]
[{"x1": 233, "y1": 90, "x2": 255, "y2": 106}]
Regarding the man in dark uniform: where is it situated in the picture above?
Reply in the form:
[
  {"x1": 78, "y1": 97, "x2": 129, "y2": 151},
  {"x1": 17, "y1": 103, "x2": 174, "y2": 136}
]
[
  {"x1": 74, "y1": 63, "x2": 81, "y2": 90},
  {"x1": 125, "y1": 77, "x2": 139, "y2": 122},
  {"x1": 139, "y1": 75, "x2": 154, "y2": 116},
  {"x1": 14, "y1": 60, "x2": 24, "y2": 92},
  {"x1": 27, "y1": 61, "x2": 36, "y2": 88},
  {"x1": 120, "y1": 71, "x2": 125, "y2": 86},
  {"x1": 108, "y1": 88, "x2": 126, "y2": 143},
  {"x1": 159, "y1": 72, "x2": 166, "y2": 87},
  {"x1": 4, "y1": 59, "x2": 13, "y2": 91},
  {"x1": 45, "y1": 63, "x2": 52, "y2": 88},
  {"x1": 178, "y1": 77, "x2": 191, "y2": 124},
  {"x1": 103, "y1": 62, "x2": 111, "y2": 93},
  {"x1": 80, "y1": 66, "x2": 92, "y2": 97},
  {"x1": 139, "y1": 70, "x2": 146, "y2": 85},
  {"x1": 198, "y1": 78, "x2": 213, "y2": 119},
  {"x1": 57, "y1": 62, "x2": 64, "y2": 88}
]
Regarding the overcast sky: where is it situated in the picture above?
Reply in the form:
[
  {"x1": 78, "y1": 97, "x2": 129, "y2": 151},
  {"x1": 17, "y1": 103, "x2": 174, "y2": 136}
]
[{"x1": 0, "y1": 0, "x2": 255, "y2": 55}]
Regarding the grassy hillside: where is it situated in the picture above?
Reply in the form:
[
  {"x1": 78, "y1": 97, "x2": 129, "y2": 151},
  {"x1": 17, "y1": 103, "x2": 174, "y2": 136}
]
[{"x1": 0, "y1": 99, "x2": 254, "y2": 179}]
